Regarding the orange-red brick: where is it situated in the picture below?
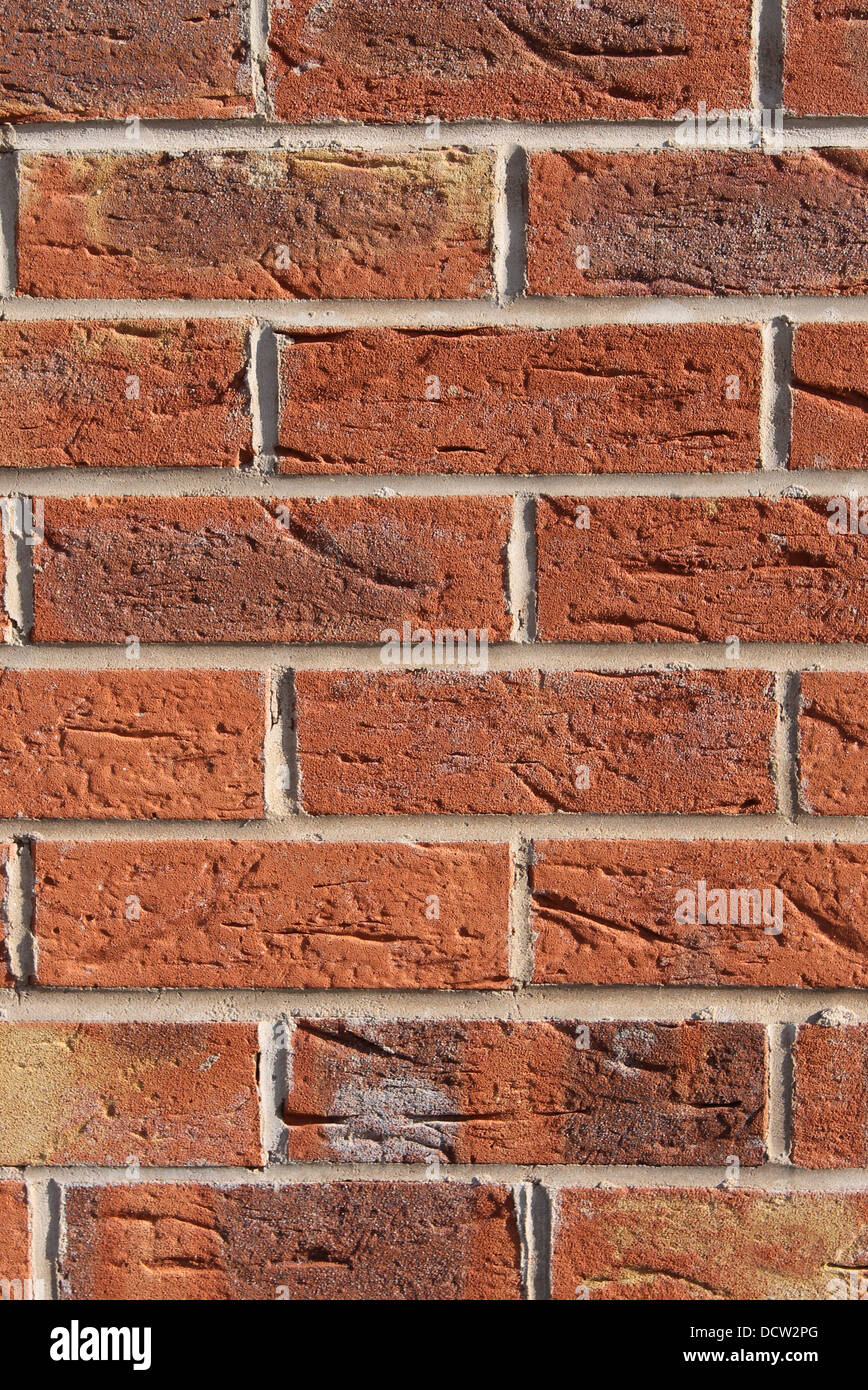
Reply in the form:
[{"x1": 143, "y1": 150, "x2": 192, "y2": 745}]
[{"x1": 32, "y1": 840, "x2": 511, "y2": 989}]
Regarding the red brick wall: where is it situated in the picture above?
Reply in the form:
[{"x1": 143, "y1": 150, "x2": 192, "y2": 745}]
[{"x1": 0, "y1": 0, "x2": 867, "y2": 1302}]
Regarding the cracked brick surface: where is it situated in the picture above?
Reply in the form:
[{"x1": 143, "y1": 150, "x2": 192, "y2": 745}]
[
  {"x1": 277, "y1": 326, "x2": 762, "y2": 475},
  {"x1": 32, "y1": 840, "x2": 511, "y2": 989},
  {"x1": 285, "y1": 1019, "x2": 767, "y2": 1165},
  {"x1": 31, "y1": 497, "x2": 511, "y2": 643},
  {"x1": 0, "y1": 0, "x2": 253, "y2": 121},
  {"x1": 536, "y1": 497, "x2": 868, "y2": 643},
  {"x1": 0, "y1": 671, "x2": 266, "y2": 819},
  {"x1": 61, "y1": 1182, "x2": 523, "y2": 1300},
  {"x1": 528, "y1": 151, "x2": 868, "y2": 296},
  {"x1": 552, "y1": 1189, "x2": 868, "y2": 1299},
  {"x1": 267, "y1": 0, "x2": 752, "y2": 121},
  {"x1": 0, "y1": 322, "x2": 251, "y2": 469},
  {"x1": 791, "y1": 324, "x2": 868, "y2": 471},
  {"x1": 799, "y1": 674, "x2": 868, "y2": 815},
  {"x1": 531, "y1": 840, "x2": 868, "y2": 988},
  {"x1": 18, "y1": 151, "x2": 495, "y2": 301},
  {"x1": 296, "y1": 669, "x2": 777, "y2": 815}
]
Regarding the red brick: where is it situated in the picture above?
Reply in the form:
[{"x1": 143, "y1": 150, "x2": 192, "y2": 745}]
[
  {"x1": 0, "y1": 1184, "x2": 30, "y2": 1292},
  {"x1": 278, "y1": 326, "x2": 761, "y2": 476},
  {"x1": 792, "y1": 1024, "x2": 868, "y2": 1168},
  {"x1": 784, "y1": 0, "x2": 868, "y2": 116},
  {"x1": 0, "y1": 0, "x2": 252, "y2": 121},
  {"x1": 532, "y1": 840, "x2": 868, "y2": 988},
  {"x1": 267, "y1": 0, "x2": 752, "y2": 122},
  {"x1": 552, "y1": 1189, "x2": 868, "y2": 1299},
  {"x1": 0, "y1": 322, "x2": 251, "y2": 470},
  {"x1": 287, "y1": 1019, "x2": 766, "y2": 1165},
  {"x1": 0, "y1": 846, "x2": 11, "y2": 987},
  {"x1": 0, "y1": 1023, "x2": 260, "y2": 1166},
  {"x1": 799, "y1": 673, "x2": 868, "y2": 815},
  {"x1": 61, "y1": 1182, "x2": 522, "y2": 1300},
  {"x1": 31, "y1": 497, "x2": 511, "y2": 643},
  {"x1": 18, "y1": 152, "x2": 494, "y2": 301},
  {"x1": 528, "y1": 151, "x2": 868, "y2": 296},
  {"x1": 791, "y1": 324, "x2": 868, "y2": 471},
  {"x1": 32, "y1": 840, "x2": 511, "y2": 989},
  {"x1": 536, "y1": 497, "x2": 868, "y2": 642},
  {"x1": 296, "y1": 670, "x2": 776, "y2": 815},
  {"x1": 0, "y1": 671, "x2": 265, "y2": 820}
]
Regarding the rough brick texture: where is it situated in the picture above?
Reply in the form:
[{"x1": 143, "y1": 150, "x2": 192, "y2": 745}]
[
  {"x1": 286, "y1": 1019, "x2": 766, "y2": 1165},
  {"x1": 0, "y1": 322, "x2": 251, "y2": 469},
  {"x1": 532, "y1": 840, "x2": 868, "y2": 988},
  {"x1": 536, "y1": 497, "x2": 868, "y2": 642},
  {"x1": 0, "y1": 0, "x2": 252, "y2": 121},
  {"x1": 0, "y1": 671, "x2": 265, "y2": 819},
  {"x1": 528, "y1": 151, "x2": 868, "y2": 296},
  {"x1": 792, "y1": 1024, "x2": 868, "y2": 1168},
  {"x1": 0, "y1": 1184, "x2": 30, "y2": 1289},
  {"x1": 278, "y1": 326, "x2": 762, "y2": 475},
  {"x1": 784, "y1": 0, "x2": 868, "y2": 116},
  {"x1": 791, "y1": 324, "x2": 868, "y2": 471},
  {"x1": 552, "y1": 1189, "x2": 868, "y2": 1299},
  {"x1": 0, "y1": 1023, "x2": 259, "y2": 1165},
  {"x1": 18, "y1": 152, "x2": 494, "y2": 300},
  {"x1": 31, "y1": 497, "x2": 511, "y2": 643},
  {"x1": 268, "y1": 0, "x2": 752, "y2": 122},
  {"x1": 0, "y1": 846, "x2": 11, "y2": 987},
  {"x1": 32, "y1": 840, "x2": 511, "y2": 989},
  {"x1": 61, "y1": 1183, "x2": 522, "y2": 1300},
  {"x1": 296, "y1": 670, "x2": 777, "y2": 815},
  {"x1": 799, "y1": 674, "x2": 868, "y2": 815}
]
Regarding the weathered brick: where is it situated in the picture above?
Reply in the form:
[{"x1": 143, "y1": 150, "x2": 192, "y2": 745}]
[
  {"x1": 0, "y1": 322, "x2": 251, "y2": 469},
  {"x1": 532, "y1": 840, "x2": 868, "y2": 988},
  {"x1": 791, "y1": 324, "x2": 868, "y2": 471},
  {"x1": 286, "y1": 1019, "x2": 766, "y2": 1165},
  {"x1": 18, "y1": 152, "x2": 494, "y2": 300},
  {"x1": 278, "y1": 326, "x2": 761, "y2": 475},
  {"x1": 528, "y1": 151, "x2": 868, "y2": 296},
  {"x1": 0, "y1": 0, "x2": 252, "y2": 121},
  {"x1": 31, "y1": 497, "x2": 511, "y2": 643},
  {"x1": 268, "y1": 0, "x2": 752, "y2": 122},
  {"x1": 784, "y1": 0, "x2": 868, "y2": 116},
  {"x1": 0, "y1": 1184, "x2": 30, "y2": 1292},
  {"x1": 0, "y1": 1023, "x2": 260, "y2": 1166},
  {"x1": 551, "y1": 1189, "x2": 868, "y2": 1299},
  {"x1": 792, "y1": 1024, "x2": 868, "y2": 1168},
  {"x1": 32, "y1": 840, "x2": 511, "y2": 989},
  {"x1": 536, "y1": 497, "x2": 868, "y2": 642},
  {"x1": 0, "y1": 846, "x2": 11, "y2": 987},
  {"x1": 0, "y1": 671, "x2": 265, "y2": 820},
  {"x1": 61, "y1": 1182, "x2": 522, "y2": 1300},
  {"x1": 799, "y1": 673, "x2": 868, "y2": 815},
  {"x1": 295, "y1": 670, "x2": 776, "y2": 815}
]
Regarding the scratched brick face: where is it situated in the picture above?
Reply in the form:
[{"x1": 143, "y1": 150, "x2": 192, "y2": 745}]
[{"x1": 0, "y1": 0, "x2": 861, "y2": 1309}]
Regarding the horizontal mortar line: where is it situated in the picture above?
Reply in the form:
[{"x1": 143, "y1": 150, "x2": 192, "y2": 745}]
[
  {"x1": 5, "y1": 1163, "x2": 868, "y2": 1192},
  {"x1": 4, "y1": 295, "x2": 868, "y2": 326},
  {"x1": 1, "y1": 641, "x2": 868, "y2": 672},
  {"x1": 4, "y1": 986, "x2": 868, "y2": 1025},
  {"x1": 3, "y1": 814, "x2": 868, "y2": 843},
  {"x1": 4, "y1": 116, "x2": 868, "y2": 154},
  {"x1": 3, "y1": 470, "x2": 868, "y2": 499}
]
